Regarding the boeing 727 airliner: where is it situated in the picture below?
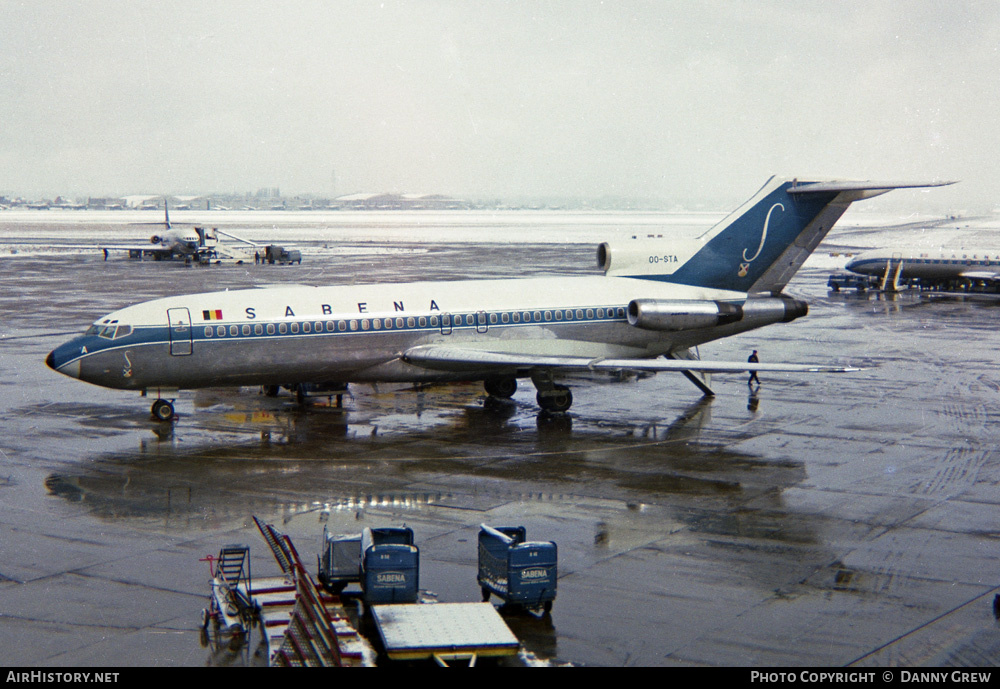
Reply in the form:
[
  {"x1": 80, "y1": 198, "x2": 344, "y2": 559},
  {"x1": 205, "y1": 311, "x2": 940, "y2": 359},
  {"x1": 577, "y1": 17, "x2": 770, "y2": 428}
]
[
  {"x1": 46, "y1": 176, "x2": 952, "y2": 420},
  {"x1": 98, "y1": 202, "x2": 265, "y2": 262}
]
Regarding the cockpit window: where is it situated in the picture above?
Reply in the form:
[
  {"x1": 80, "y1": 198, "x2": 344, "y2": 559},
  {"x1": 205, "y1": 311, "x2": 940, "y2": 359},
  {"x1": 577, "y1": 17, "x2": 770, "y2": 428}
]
[{"x1": 91, "y1": 320, "x2": 131, "y2": 339}]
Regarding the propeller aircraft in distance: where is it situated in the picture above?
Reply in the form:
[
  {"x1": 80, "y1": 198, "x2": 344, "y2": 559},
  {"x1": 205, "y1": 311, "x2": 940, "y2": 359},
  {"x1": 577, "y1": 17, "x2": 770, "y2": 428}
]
[{"x1": 845, "y1": 246, "x2": 1000, "y2": 291}]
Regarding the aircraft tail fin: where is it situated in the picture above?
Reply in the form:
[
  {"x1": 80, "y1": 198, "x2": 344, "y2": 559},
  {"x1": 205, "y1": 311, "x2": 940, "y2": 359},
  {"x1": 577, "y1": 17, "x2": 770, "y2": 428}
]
[{"x1": 602, "y1": 177, "x2": 954, "y2": 294}]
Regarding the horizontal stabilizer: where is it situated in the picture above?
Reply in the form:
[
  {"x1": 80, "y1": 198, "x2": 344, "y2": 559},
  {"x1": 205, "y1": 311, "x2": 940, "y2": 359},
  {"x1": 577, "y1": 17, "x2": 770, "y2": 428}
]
[
  {"x1": 402, "y1": 345, "x2": 860, "y2": 375},
  {"x1": 787, "y1": 180, "x2": 957, "y2": 195}
]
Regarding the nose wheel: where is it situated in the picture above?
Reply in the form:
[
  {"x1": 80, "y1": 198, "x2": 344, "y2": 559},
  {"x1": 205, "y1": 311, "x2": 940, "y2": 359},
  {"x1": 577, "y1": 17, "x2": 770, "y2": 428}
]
[{"x1": 151, "y1": 399, "x2": 175, "y2": 422}]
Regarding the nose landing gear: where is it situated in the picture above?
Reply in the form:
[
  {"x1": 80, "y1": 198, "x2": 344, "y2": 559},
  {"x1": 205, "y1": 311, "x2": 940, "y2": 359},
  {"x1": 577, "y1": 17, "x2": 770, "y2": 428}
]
[{"x1": 151, "y1": 398, "x2": 175, "y2": 422}]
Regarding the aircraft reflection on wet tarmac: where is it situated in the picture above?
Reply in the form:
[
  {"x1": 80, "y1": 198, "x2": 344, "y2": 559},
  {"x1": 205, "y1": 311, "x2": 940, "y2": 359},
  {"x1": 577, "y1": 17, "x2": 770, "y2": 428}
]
[{"x1": 42, "y1": 386, "x2": 804, "y2": 531}]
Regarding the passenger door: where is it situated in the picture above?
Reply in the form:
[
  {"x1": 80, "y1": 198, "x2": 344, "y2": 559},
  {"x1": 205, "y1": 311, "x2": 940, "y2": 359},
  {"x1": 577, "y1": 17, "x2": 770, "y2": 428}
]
[{"x1": 167, "y1": 308, "x2": 193, "y2": 356}]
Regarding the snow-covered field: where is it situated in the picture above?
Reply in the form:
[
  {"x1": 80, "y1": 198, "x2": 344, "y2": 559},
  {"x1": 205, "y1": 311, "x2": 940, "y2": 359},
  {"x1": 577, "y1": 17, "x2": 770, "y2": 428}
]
[{"x1": 1, "y1": 208, "x2": 996, "y2": 265}]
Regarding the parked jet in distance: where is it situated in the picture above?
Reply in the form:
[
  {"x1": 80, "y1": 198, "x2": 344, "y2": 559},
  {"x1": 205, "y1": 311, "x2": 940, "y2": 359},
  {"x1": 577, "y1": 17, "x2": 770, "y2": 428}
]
[
  {"x1": 47, "y1": 176, "x2": 952, "y2": 421},
  {"x1": 846, "y1": 247, "x2": 1000, "y2": 290},
  {"x1": 101, "y1": 202, "x2": 263, "y2": 263}
]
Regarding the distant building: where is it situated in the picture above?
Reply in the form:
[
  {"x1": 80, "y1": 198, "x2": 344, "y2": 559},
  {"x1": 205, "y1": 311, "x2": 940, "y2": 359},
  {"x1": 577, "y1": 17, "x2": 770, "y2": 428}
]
[
  {"x1": 87, "y1": 197, "x2": 124, "y2": 210},
  {"x1": 332, "y1": 193, "x2": 466, "y2": 210}
]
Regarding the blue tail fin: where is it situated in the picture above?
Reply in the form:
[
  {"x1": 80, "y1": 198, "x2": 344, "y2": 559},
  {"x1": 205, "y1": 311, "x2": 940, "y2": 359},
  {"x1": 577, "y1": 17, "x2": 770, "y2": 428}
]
[
  {"x1": 647, "y1": 177, "x2": 954, "y2": 294},
  {"x1": 661, "y1": 177, "x2": 838, "y2": 293}
]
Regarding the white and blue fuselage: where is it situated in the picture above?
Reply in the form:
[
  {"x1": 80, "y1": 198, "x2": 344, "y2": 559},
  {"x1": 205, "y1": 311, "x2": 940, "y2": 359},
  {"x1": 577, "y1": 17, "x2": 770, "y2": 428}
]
[
  {"x1": 47, "y1": 177, "x2": 953, "y2": 418},
  {"x1": 47, "y1": 276, "x2": 789, "y2": 390}
]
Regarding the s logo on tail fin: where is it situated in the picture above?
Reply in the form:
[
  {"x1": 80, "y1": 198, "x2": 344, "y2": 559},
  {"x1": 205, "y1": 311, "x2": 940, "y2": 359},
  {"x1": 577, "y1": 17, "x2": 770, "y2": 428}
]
[
  {"x1": 743, "y1": 203, "x2": 784, "y2": 264},
  {"x1": 739, "y1": 202, "x2": 784, "y2": 277}
]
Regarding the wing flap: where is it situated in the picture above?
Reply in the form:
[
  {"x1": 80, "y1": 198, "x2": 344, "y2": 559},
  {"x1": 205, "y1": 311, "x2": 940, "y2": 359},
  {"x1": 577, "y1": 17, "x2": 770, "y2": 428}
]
[{"x1": 402, "y1": 345, "x2": 860, "y2": 375}]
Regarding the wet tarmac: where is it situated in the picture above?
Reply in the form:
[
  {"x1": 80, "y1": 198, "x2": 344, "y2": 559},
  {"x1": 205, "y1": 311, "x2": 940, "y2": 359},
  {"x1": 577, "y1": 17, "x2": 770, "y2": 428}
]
[{"x1": 2, "y1": 213, "x2": 1000, "y2": 667}]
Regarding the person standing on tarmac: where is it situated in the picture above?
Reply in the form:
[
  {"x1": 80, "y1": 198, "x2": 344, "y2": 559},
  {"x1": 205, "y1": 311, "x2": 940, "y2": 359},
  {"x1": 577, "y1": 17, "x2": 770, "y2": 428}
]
[{"x1": 748, "y1": 350, "x2": 760, "y2": 386}]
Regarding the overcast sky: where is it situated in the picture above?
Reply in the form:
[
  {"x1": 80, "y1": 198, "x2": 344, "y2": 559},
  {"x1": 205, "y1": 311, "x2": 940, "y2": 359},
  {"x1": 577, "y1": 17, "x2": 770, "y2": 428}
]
[{"x1": 1, "y1": 1, "x2": 997, "y2": 209}]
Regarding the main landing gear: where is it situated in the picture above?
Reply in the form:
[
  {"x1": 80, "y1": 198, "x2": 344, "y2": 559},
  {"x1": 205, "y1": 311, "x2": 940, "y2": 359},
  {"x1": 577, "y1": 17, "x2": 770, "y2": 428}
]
[
  {"x1": 536, "y1": 385, "x2": 573, "y2": 413},
  {"x1": 151, "y1": 398, "x2": 175, "y2": 422},
  {"x1": 484, "y1": 377, "x2": 517, "y2": 399},
  {"x1": 482, "y1": 375, "x2": 574, "y2": 413}
]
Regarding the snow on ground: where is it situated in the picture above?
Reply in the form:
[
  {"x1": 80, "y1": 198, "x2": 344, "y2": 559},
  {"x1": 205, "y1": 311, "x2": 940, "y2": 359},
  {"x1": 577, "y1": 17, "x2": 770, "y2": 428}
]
[{"x1": 1, "y1": 209, "x2": 997, "y2": 259}]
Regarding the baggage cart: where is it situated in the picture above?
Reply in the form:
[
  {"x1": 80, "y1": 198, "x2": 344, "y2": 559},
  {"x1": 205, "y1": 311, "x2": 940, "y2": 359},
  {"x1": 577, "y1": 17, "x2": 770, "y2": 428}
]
[
  {"x1": 361, "y1": 527, "x2": 419, "y2": 605},
  {"x1": 478, "y1": 525, "x2": 556, "y2": 612},
  {"x1": 318, "y1": 528, "x2": 362, "y2": 594}
]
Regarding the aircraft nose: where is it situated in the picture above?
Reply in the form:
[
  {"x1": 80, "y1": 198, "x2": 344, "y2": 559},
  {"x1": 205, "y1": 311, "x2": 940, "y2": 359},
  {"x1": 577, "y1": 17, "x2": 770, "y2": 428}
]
[{"x1": 46, "y1": 342, "x2": 82, "y2": 379}]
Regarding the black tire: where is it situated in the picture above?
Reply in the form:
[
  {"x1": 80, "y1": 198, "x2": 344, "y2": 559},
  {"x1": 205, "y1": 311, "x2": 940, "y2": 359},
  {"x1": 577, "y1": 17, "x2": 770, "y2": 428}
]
[
  {"x1": 484, "y1": 377, "x2": 517, "y2": 398},
  {"x1": 151, "y1": 399, "x2": 174, "y2": 422},
  {"x1": 537, "y1": 385, "x2": 572, "y2": 413},
  {"x1": 481, "y1": 587, "x2": 492, "y2": 602}
]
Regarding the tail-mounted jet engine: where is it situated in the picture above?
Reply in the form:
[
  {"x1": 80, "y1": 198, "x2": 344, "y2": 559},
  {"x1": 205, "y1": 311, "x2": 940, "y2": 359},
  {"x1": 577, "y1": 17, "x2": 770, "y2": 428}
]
[
  {"x1": 627, "y1": 299, "x2": 743, "y2": 331},
  {"x1": 627, "y1": 296, "x2": 807, "y2": 332}
]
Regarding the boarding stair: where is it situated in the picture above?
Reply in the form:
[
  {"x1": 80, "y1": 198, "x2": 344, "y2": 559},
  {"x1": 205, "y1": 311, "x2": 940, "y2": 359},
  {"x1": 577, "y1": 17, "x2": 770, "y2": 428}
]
[
  {"x1": 216, "y1": 545, "x2": 252, "y2": 607},
  {"x1": 250, "y1": 515, "x2": 373, "y2": 666},
  {"x1": 201, "y1": 544, "x2": 254, "y2": 633},
  {"x1": 881, "y1": 253, "x2": 905, "y2": 292},
  {"x1": 253, "y1": 515, "x2": 295, "y2": 575}
]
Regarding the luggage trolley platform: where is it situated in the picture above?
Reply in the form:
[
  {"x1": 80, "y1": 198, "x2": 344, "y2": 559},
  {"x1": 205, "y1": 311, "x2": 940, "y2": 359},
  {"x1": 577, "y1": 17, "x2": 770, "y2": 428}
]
[{"x1": 372, "y1": 602, "x2": 519, "y2": 665}]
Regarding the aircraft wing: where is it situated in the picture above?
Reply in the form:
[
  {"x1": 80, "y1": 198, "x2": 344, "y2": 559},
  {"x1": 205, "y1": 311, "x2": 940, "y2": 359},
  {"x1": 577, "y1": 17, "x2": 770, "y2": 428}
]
[
  {"x1": 958, "y1": 270, "x2": 1000, "y2": 281},
  {"x1": 98, "y1": 244, "x2": 169, "y2": 252},
  {"x1": 402, "y1": 345, "x2": 860, "y2": 375}
]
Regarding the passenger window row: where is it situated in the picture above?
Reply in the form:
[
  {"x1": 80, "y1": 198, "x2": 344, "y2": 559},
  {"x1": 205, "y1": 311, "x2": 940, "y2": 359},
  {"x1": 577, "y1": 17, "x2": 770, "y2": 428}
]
[{"x1": 200, "y1": 307, "x2": 627, "y2": 339}]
